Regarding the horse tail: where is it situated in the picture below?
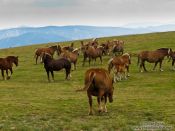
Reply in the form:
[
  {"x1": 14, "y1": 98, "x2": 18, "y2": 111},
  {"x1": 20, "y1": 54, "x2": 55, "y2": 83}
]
[
  {"x1": 76, "y1": 72, "x2": 96, "y2": 92},
  {"x1": 34, "y1": 48, "x2": 38, "y2": 58},
  {"x1": 108, "y1": 58, "x2": 114, "y2": 73}
]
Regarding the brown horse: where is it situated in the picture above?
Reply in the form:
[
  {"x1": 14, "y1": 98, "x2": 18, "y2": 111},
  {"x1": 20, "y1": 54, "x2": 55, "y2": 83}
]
[
  {"x1": 80, "y1": 39, "x2": 98, "y2": 53},
  {"x1": 0, "y1": 56, "x2": 18, "y2": 80},
  {"x1": 41, "y1": 53, "x2": 71, "y2": 82},
  {"x1": 60, "y1": 48, "x2": 80, "y2": 70},
  {"x1": 77, "y1": 68, "x2": 114, "y2": 115},
  {"x1": 82, "y1": 46, "x2": 103, "y2": 66},
  {"x1": 138, "y1": 48, "x2": 172, "y2": 72},
  {"x1": 108, "y1": 53, "x2": 131, "y2": 82},
  {"x1": 34, "y1": 45, "x2": 61, "y2": 64},
  {"x1": 112, "y1": 40, "x2": 124, "y2": 56},
  {"x1": 62, "y1": 42, "x2": 74, "y2": 52}
]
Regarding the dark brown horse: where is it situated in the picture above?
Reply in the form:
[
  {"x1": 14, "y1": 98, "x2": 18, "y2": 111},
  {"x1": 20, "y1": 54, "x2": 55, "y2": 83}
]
[
  {"x1": 82, "y1": 46, "x2": 103, "y2": 66},
  {"x1": 41, "y1": 53, "x2": 71, "y2": 82},
  {"x1": 34, "y1": 45, "x2": 62, "y2": 64},
  {"x1": 138, "y1": 48, "x2": 172, "y2": 72},
  {"x1": 112, "y1": 40, "x2": 124, "y2": 56},
  {"x1": 0, "y1": 56, "x2": 18, "y2": 80},
  {"x1": 60, "y1": 48, "x2": 80, "y2": 70}
]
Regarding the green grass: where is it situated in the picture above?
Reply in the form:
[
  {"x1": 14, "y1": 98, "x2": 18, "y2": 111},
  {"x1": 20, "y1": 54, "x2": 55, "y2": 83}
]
[{"x1": 0, "y1": 31, "x2": 175, "y2": 130}]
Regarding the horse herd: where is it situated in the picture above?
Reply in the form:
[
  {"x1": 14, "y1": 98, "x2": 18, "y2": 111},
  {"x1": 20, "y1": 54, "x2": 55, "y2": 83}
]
[{"x1": 0, "y1": 38, "x2": 175, "y2": 115}]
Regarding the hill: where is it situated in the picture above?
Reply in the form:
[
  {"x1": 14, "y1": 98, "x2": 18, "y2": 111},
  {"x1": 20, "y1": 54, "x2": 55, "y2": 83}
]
[
  {"x1": 0, "y1": 31, "x2": 174, "y2": 130},
  {"x1": 1, "y1": 24, "x2": 175, "y2": 48}
]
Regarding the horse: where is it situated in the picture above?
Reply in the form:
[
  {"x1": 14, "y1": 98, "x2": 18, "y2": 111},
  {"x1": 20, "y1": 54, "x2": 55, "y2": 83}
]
[
  {"x1": 34, "y1": 45, "x2": 61, "y2": 64},
  {"x1": 60, "y1": 48, "x2": 80, "y2": 70},
  {"x1": 76, "y1": 68, "x2": 114, "y2": 115},
  {"x1": 112, "y1": 40, "x2": 124, "y2": 56},
  {"x1": 80, "y1": 39, "x2": 98, "y2": 53},
  {"x1": 0, "y1": 56, "x2": 18, "y2": 80},
  {"x1": 62, "y1": 42, "x2": 74, "y2": 52},
  {"x1": 108, "y1": 53, "x2": 131, "y2": 82},
  {"x1": 40, "y1": 53, "x2": 71, "y2": 82},
  {"x1": 82, "y1": 46, "x2": 103, "y2": 66},
  {"x1": 137, "y1": 48, "x2": 172, "y2": 72}
]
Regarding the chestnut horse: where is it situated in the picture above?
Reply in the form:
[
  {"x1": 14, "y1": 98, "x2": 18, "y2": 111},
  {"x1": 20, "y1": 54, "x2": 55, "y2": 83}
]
[
  {"x1": 41, "y1": 53, "x2": 71, "y2": 82},
  {"x1": 0, "y1": 56, "x2": 18, "y2": 80},
  {"x1": 108, "y1": 53, "x2": 131, "y2": 82},
  {"x1": 34, "y1": 45, "x2": 61, "y2": 64},
  {"x1": 61, "y1": 48, "x2": 80, "y2": 70},
  {"x1": 77, "y1": 68, "x2": 114, "y2": 115},
  {"x1": 137, "y1": 48, "x2": 172, "y2": 72},
  {"x1": 82, "y1": 46, "x2": 103, "y2": 66}
]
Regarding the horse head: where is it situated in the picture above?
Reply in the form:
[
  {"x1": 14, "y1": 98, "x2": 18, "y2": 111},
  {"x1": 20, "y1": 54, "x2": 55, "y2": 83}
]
[{"x1": 40, "y1": 52, "x2": 53, "y2": 63}]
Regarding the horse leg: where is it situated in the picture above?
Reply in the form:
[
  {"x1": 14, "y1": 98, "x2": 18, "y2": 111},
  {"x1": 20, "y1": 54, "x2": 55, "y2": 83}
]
[
  {"x1": 159, "y1": 60, "x2": 164, "y2": 71},
  {"x1": 65, "y1": 68, "x2": 71, "y2": 80},
  {"x1": 36, "y1": 55, "x2": 38, "y2": 64},
  {"x1": 172, "y1": 60, "x2": 175, "y2": 70},
  {"x1": 87, "y1": 92, "x2": 93, "y2": 115},
  {"x1": 143, "y1": 61, "x2": 148, "y2": 72},
  {"x1": 6, "y1": 70, "x2": 10, "y2": 80},
  {"x1": 97, "y1": 96, "x2": 103, "y2": 113},
  {"x1": 1, "y1": 70, "x2": 5, "y2": 80},
  {"x1": 46, "y1": 70, "x2": 51, "y2": 82},
  {"x1": 103, "y1": 95, "x2": 108, "y2": 113},
  {"x1": 126, "y1": 65, "x2": 130, "y2": 77},
  {"x1": 51, "y1": 71, "x2": 54, "y2": 81},
  {"x1": 153, "y1": 62, "x2": 158, "y2": 71},
  {"x1": 139, "y1": 61, "x2": 143, "y2": 72},
  {"x1": 82, "y1": 55, "x2": 86, "y2": 66}
]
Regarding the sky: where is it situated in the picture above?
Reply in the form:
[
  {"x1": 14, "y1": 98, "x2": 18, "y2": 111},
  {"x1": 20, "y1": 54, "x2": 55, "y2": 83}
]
[{"x1": 0, "y1": 0, "x2": 175, "y2": 29}]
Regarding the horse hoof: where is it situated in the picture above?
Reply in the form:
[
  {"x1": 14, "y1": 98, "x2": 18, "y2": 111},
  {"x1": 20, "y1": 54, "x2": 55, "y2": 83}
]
[{"x1": 88, "y1": 112, "x2": 93, "y2": 115}]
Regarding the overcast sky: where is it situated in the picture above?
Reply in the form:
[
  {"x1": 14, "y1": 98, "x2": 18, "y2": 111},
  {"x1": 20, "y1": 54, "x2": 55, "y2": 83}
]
[{"x1": 0, "y1": 0, "x2": 175, "y2": 29}]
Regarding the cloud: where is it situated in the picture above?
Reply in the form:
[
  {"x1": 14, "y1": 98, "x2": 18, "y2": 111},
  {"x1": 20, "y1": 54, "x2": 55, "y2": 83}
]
[{"x1": 0, "y1": 0, "x2": 175, "y2": 29}]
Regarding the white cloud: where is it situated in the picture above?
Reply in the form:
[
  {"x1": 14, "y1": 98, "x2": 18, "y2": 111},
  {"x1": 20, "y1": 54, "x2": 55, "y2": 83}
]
[{"x1": 0, "y1": 0, "x2": 175, "y2": 29}]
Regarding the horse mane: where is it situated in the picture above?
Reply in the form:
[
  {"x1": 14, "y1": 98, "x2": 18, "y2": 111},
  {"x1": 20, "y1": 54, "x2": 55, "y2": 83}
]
[{"x1": 72, "y1": 48, "x2": 79, "y2": 52}]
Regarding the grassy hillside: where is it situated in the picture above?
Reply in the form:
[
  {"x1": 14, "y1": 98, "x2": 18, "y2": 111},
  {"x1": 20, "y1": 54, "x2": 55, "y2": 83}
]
[{"x1": 0, "y1": 31, "x2": 175, "y2": 130}]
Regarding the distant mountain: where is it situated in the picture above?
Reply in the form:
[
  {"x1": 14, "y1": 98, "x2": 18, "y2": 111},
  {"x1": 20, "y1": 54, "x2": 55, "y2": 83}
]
[{"x1": 0, "y1": 25, "x2": 175, "y2": 48}]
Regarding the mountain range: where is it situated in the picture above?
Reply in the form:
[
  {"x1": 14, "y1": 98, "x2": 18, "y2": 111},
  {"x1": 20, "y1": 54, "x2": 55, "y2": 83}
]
[{"x1": 0, "y1": 24, "x2": 175, "y2": 48}]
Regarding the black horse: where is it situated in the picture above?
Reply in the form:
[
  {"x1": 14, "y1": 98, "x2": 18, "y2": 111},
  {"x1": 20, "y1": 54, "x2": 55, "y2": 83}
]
[{"x1": 41, "y1": 53, "x2": 71, "y2": 82}]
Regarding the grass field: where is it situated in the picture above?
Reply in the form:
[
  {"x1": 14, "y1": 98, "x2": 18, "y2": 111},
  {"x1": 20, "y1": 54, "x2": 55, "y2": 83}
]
[{"x1": 0, "y1": 31, "x2": 175, "y2": 130}]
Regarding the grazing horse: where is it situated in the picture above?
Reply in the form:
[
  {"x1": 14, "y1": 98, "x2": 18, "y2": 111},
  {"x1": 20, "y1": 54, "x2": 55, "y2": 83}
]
[
  {"x1": 41, "y1": 53, "x2": 71, "y2": 82},
  {"x1": 77, "y1": 68, "x2": 114, "y2": 115},
  {"x1": 34, "y1": 45, "x2": 61, "y2": 64},
  {"x1": 137, "y1": 48, "x2": 172, "y2": 72},
  {"x1": 82, "y1": 46, "x2": 103, "y2": 66},
  {"x1": 112, "y1": 40, "x2": 124, "y2": 56},
  {"x1": 61, "y1": 48, "x2": 80, "y2": 70},
  {"x1": 108, "y1": 53, "x2": 131, "y2": 82},
  {"x1": 0, "y1": 56, "x2": 18, "y2": 80}
]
